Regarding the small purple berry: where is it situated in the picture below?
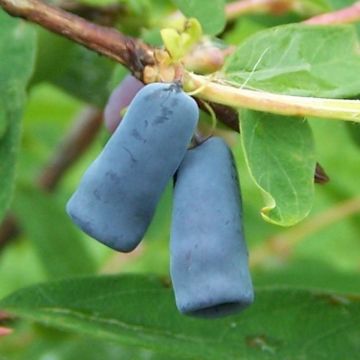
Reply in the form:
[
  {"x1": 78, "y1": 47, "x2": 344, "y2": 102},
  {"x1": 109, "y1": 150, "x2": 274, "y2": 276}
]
[{"x1": 104, "y1": 75, "x2": 144, "y2": 132}]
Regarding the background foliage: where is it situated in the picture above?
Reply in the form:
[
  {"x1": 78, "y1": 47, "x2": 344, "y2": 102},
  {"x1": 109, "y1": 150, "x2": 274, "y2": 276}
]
[{"x1": 0, "y1": 0, "x2": 360, "y2": 359}]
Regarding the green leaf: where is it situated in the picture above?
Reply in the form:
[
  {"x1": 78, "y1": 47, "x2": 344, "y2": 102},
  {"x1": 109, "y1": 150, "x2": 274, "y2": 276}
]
[
  {"x1": 253, "y1": 259, "x2": 360, "y2": 294},
  {"x1": 223, "y1": 18, "x2": 266, "y2": 45},
  {"x1": 30, "y1": 28, "x2": 74, "y2": 85},
  {"x1": 12, "y1": 185, "x2": 96, "y2": 278},
  {"x1": 0, "y1": 11, "x2": 36, "y2": 92},
  {"x1": 1, "y1": 275, "x2": 360, "y2": 359},
  {"x1": 0, "y1": 10, "x2": 36, "y2": 223},
  {"x1": 172, "y1": 0, "x2": 226, "y2": 35},
  {"x1": 51, "y1": 44, "x2": 114, "y2": 107},
  {"x1": 0, "y1": 327, "x2": 181, "y2": 360},
  {"x1": 223, "y1": 25, "x2": 360, "y2": 98},
  {"x1": 345, "y1": 121, "x2": 360, "y2": 148},
  {"x1": 240, "y1": 110, "x2": 316, "y2": 226},
  {"x1": 327, "y1": 0, "x2": 355, "y2": 9},
  {"x1": 297, "y1": 0, "x2": 332, "y2": 14},
  {"x1": 31, "y1": 29, "x2": 115, "y2": 107},
  {"x1": 0, "y1": 99, "x2": 8, "y2": 140}
]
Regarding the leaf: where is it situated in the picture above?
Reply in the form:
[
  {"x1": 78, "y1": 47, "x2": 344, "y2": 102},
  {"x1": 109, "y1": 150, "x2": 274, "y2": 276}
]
[
  {"x1": 51, "y1": 43, "x2": 114, "y2": 107},
  {"x1": 0, "y1": 327, "x2": 182, "y2": 360},
  {"x1": 1, "y1": 275, "x2": 360, "y2": 359},
  {"x1": 240, "y1": 110, "x2": 316, "y2": 226},
  {"x1": 30, "y1": 28, "x2": 74, "y2": 85},
  {"x1": 297, "y1": 0, "x2": 332, "y2": 14},
  {"x1": 327, "y1": 0, "x2": 355, "y2": 9},
  {"x1": 160, "y1": 28, "x2": 184, "y2": 60},
  {"x1": 31, "y1": 29, "x2": 115, "y2": 107},
  {"x1": 28, "y1": 334, "x2": 181, "y2": 360},
  {"x1": 12, "y1": 185, "x2": 96, "y2": 278},
  {"x1": 223, "y1": 18, "x2": 266, "y2": 45},
  {"x1": 345, "y1": 121, "x2": 360, "y2": 148},
  {"x1": 253, "y1": 259, "x2": 360, "y2": 294},
  {"x1": 161, "y1": 18, "x2": 203, "y2": 61},
  {"x1": 172, "y1": 0, "x2": 226, "y2": 35},
  {"x1": 0, "y1": 10, "x2": 36, "y2": 223},
  {"x1": 52, "y1": 43, "x2": 115, "y2": 107},
  {"x1": 0, "y1": 11, "x2": 36, "y2": 92},
  {"x1": 223, "y1": 25, "x2": 360, "y2": 98},
  {"x1": 0, "y1": 102, "x2": 8, "y2": 140}
]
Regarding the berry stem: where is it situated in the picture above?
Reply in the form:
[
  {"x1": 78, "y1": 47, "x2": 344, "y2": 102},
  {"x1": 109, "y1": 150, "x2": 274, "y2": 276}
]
[{"x1": 184, "y1": 72, "x2": 360, "y2": 122}]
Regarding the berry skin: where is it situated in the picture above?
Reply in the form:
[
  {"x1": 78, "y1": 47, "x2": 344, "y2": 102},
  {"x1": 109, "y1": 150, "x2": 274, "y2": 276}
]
[
  {"x1": 67, "y1": 82, "x2": 199, "y2": 252},
  {"x1": 170, "y1": 137, "x2": 254, "y2": 317}
]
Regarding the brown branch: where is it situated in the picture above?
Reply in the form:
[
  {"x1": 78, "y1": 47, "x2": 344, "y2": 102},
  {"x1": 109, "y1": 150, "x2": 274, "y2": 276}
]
[
  {"x1": 304, "y1": 1, "x2": 360, "y2": 25},
  {"x1": 314, "y1": 163, "x2": 329, "y2": 184},
  {"x1": 0, "y1": 215, "x2": 19, "y2": 251},
  {"x1": 197, "y1": 100, "x2": 240, "y2": 132},
  {"x1": 0, "y1": 107, "x2": 103, "y2": 251},
  {"x1": 0, "y1": 311, "x2": 12, "y2": 321},
  {"x1": 0, "y1": 0, "x2": 154, "y2": 80},
  {"x1": 225, "y1": 0, "x2": 293, "y2": 20}
]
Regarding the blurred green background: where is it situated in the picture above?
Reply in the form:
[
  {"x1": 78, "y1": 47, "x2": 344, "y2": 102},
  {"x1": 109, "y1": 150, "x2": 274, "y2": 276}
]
[{"x1": 1, "y1": 0, "x2": 360, "y2": 358}]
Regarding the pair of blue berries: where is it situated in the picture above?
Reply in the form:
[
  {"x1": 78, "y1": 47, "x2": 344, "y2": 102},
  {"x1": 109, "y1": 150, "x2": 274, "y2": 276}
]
[{"x1": 66, "y1": 82, "x2": 254, "y2": 318}]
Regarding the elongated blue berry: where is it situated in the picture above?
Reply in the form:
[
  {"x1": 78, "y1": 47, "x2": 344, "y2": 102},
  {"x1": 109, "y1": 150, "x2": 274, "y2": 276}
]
[
  {"x1": 67, "y1": 83, "x2": 198, "y2": 252},
  {"x1": 171, "y1": 137, "x2": 254, "y2": 317}
]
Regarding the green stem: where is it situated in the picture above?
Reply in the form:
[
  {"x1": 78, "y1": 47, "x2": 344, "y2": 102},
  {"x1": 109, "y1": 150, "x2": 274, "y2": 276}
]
[{"x1": 184, "y1": 73, "x2": 360, "y2": 122}]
